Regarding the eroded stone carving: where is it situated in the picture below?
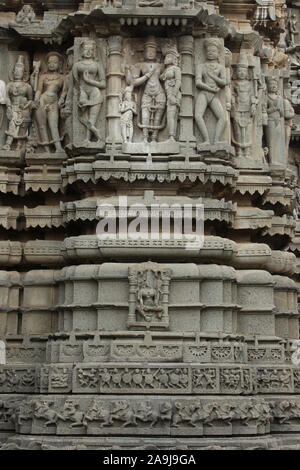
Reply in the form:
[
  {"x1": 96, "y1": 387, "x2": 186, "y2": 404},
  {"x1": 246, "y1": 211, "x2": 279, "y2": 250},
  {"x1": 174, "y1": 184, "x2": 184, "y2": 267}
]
[
  {"x1": 0, "y1": 0, "x2": 299, "y2": 452},
  {"x1": 119, "y1": 86, "x2": 137, "y2": 144},
  {"x1": 3, "y1": 55, "x2": 33, "y2": 152},
  {"x1": 31, "y1": 52, "x2": 66, "y2": 154},
  {"x1": 231, "y1": 51, "x2": 257, "y2": 160},
  {"x1": 57, "y1": 399, "x2": 85, "y2": 428},
  {"x1": 195, "y1": 38, "x2": 228, "y2": 147},
  {"x1": 73, "y1": 39, "x2": 106, "y2": 147},
  {"x1": 128, "y1": 261, "x2": 172, "y2": 329},
  {"x1": 265, "y1": 76, "x2": 295, "y2": 165},
  {"x1": 130, "y1": 36, "x2": 166, "y2": 144},
  {"x1": 161, "y1": 40, "x2": 182, "y2": 142},
  {"x1": 14, "y1": 5, "x2": 39, "y2": 26}
]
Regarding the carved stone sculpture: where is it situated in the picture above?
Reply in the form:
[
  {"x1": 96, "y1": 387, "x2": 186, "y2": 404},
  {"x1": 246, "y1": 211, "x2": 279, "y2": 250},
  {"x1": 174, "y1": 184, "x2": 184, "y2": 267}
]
[
  {"x1": 128, "y1": 261, "x2": 172, "y2": 329},
  {"x1": 130, "y1": 36, "x2": 166, "y2": 143},
  {"x1": 0, "y1": 0, "x2": 299, "y2": 452},
  {"x1": 14, "y1": 5, "x2": 39, "y2": 26},
  {"x1": 72, "y1": 39, "x2": 106, "y2": 146},
  {"x1": 119, "y1": 86, "x2": 137, "y2": 143},
  {"x1": 32, "y1": 53, "x2": 66, "y2": 154},
  {"x1": 287, "y1": 13, "x2": 298, "y2": 46},
  {"x1": 2, "y1": 56, "x2": 33, "y2": 152},
  {"x1": 195, "y1": 38, "x2": 228, "y2": 145},
  {"x1": 161, "y1": 41, "x2": 182, "y2": 142},
  {"x1": 231, "y1": 51, "x2": 257, "y2": 159},
  {"x1": 265, "y1": 76, "x2": 294, "y2": 165}
]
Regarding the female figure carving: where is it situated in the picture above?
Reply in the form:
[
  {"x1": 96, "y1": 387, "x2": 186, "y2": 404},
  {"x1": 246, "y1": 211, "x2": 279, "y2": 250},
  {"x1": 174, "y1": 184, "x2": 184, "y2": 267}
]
[
  {"x1": 161, "y1": 44, "x2": 182, "y2": 142},
  {"x1": 33, "y1": 52, "x2": 66, "y2": 153},
  {"x1": 72, "y1": 39, "x2": 106, "y2": 145},
  {"x1": 3, "y1": 55, "x2": 33, "y2": 151}
]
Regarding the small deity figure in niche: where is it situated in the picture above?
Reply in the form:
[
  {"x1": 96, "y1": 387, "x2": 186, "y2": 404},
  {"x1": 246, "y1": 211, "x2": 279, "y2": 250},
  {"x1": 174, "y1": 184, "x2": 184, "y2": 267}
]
[
  {"x1": 265, "y1": 77, "x2": 294, "y2": 165},
  {"x1": 195, "y1": 38, "x2": 227, "y2": 145},
  {"x1": 160, "y1": 42, "x2": 182, "y2": 142},
  {"x1": 139, "y1": 0, "x2": 163, "y2": 6},
  {"x1": 3, "y1": 55, "x2": 33, "y2": 151},
  {"x1": 135, "y1": 268, "x2": 164, "y2": 322},
  {"x1": 137, "y1": 281, "x2": 164, "y2": 322},
  {"x1": 73, "y1": 39, "x2": 106, "y2": 145},
  {"x1": 15, "y1": 5, "x2": 39, "y2": 25},
  {"x1": 32, "y1": 52, "x2": 66, "y2": 153},
  {"x1": 119, "y1": 86, "x2": 137, "y2": 143},
  {"x1": 231, "y1": 51, "x2": 257, "y2": 159},
  {"x1": 130, "y1": 36, "x2": 166, "y2": 143}
]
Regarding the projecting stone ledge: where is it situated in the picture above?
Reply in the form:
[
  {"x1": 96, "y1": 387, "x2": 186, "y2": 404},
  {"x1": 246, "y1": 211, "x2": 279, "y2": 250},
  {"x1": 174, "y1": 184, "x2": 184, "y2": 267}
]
[
  {"x1": 0, "y1": 238, "x2": 292, "y2": 277},
  {"x1": 62, "y1": 160, "x2": 238, "y2": 187}
]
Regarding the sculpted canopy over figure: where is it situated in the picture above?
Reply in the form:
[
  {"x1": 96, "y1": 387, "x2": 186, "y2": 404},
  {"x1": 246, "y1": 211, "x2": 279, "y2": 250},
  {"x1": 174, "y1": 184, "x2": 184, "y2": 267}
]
[
  {"x1": 32, "y1": 52, "x2": 66, "y2": 154},
  {"x1": 130, "y1": 36, "x2": 166, "y2": 143},
  {"x1": 161, "y1": 42, "x2": 182, "y2": 142},
  {"x1": 3, "y1": 56, "x2": 33, "y2": 151},
  {"x1": 231, "y1": 52, "x2": 257, "y2": 159},
  {"x1": 195, "y1": 38, "x2": 227, "y2": 145},
  {"x1": 73, "y1": 39, "x2": 106, "y2": 146}
]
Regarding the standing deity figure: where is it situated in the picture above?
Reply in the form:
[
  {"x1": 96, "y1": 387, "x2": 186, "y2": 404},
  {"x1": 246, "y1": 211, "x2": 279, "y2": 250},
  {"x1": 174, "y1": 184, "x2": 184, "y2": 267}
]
[
  {"x1": 73, "y1": 40, "x2": 106, "y2": 145},
  {"x1": 131, "y1": 36, "x2": 166, "y2": 143},
  {"x1": 160, "y1": 43, "x2": 182, "y2": 142},
  {"x1": 231, "y1": 52, "x2": 257, "y2": 159},
  {"x1": 195, "y1": 38, "x2": 227, "y2": 145},
  {"x1": 119, "y1": 86, "x2": 137, "y2": 143},
  {"x1": 3, "y1": 56, "x2": 33, "y2": 151},
  {"x1": 265, "y1": 77, "x2": 294, "y2": 165},
  {"x1": 32, "y1": 52, "x2": 66, "y2": 153}
]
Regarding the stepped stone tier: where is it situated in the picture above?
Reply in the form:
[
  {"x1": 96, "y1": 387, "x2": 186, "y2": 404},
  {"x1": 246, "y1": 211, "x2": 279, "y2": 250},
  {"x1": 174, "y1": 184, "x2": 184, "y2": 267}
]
[{"x1": 0, "y1": 0, "x2": 300, "y2": 451}]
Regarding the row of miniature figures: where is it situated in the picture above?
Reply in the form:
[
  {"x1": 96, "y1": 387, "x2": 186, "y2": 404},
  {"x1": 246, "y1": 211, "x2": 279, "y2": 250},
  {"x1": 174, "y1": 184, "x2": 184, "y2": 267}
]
[{"x1": 0, "y1": 36, "x2": 295, "y2": 164}]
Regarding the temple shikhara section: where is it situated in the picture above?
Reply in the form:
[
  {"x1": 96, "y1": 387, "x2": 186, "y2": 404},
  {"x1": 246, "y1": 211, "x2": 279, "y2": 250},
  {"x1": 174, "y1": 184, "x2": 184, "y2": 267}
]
[{"x1": 1, "y1": 0, "x2": 300, "y2": 450}]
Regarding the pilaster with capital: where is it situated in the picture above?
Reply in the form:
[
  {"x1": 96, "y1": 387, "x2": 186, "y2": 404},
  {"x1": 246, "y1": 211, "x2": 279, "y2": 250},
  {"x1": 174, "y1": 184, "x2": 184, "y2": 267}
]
[
  {"x1": 106, "y1": 35, "x2": 123, "y2": 147},
  {"x1": 178, "y1": 35, "x2": 196, "y2": 146}
]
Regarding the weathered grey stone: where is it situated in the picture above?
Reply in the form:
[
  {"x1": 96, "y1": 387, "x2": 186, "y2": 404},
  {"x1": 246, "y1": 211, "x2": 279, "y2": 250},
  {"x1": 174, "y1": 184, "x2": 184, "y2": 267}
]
[
  {"x1": 0, "y1": 341, "x2": 5, "y2": 365},
  {"x1": 0, "y1": 0, "x2": 299, "y2": 451}
]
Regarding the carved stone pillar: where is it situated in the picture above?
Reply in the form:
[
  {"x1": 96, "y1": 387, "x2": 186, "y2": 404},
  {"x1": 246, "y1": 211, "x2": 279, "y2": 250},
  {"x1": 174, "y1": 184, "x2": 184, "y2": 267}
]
[
  {"x1": 0, "y1": 40, "x2": 9, "y2": 148},
  {"x1": 178, "y1": 35, "x2": 196, "y2": 145},
  {"x1": 106, "y1": 35, "x2": 123, "y2": 147}
]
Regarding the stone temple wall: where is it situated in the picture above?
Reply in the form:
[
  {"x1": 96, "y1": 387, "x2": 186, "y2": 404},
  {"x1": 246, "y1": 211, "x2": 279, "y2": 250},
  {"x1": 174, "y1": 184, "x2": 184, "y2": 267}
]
[{"x1": 0, "y1": 0, "x2": 299, "y2": 450}]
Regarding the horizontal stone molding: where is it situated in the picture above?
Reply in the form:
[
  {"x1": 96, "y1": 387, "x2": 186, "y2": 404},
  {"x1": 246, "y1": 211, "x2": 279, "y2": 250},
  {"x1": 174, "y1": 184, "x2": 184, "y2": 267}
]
[
  {"x1": 0, "y1": 363, "x2": 300, "y2": 395},
  {"x1": 0, "y1": 394, "x2": 273, "y2": 438}
]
